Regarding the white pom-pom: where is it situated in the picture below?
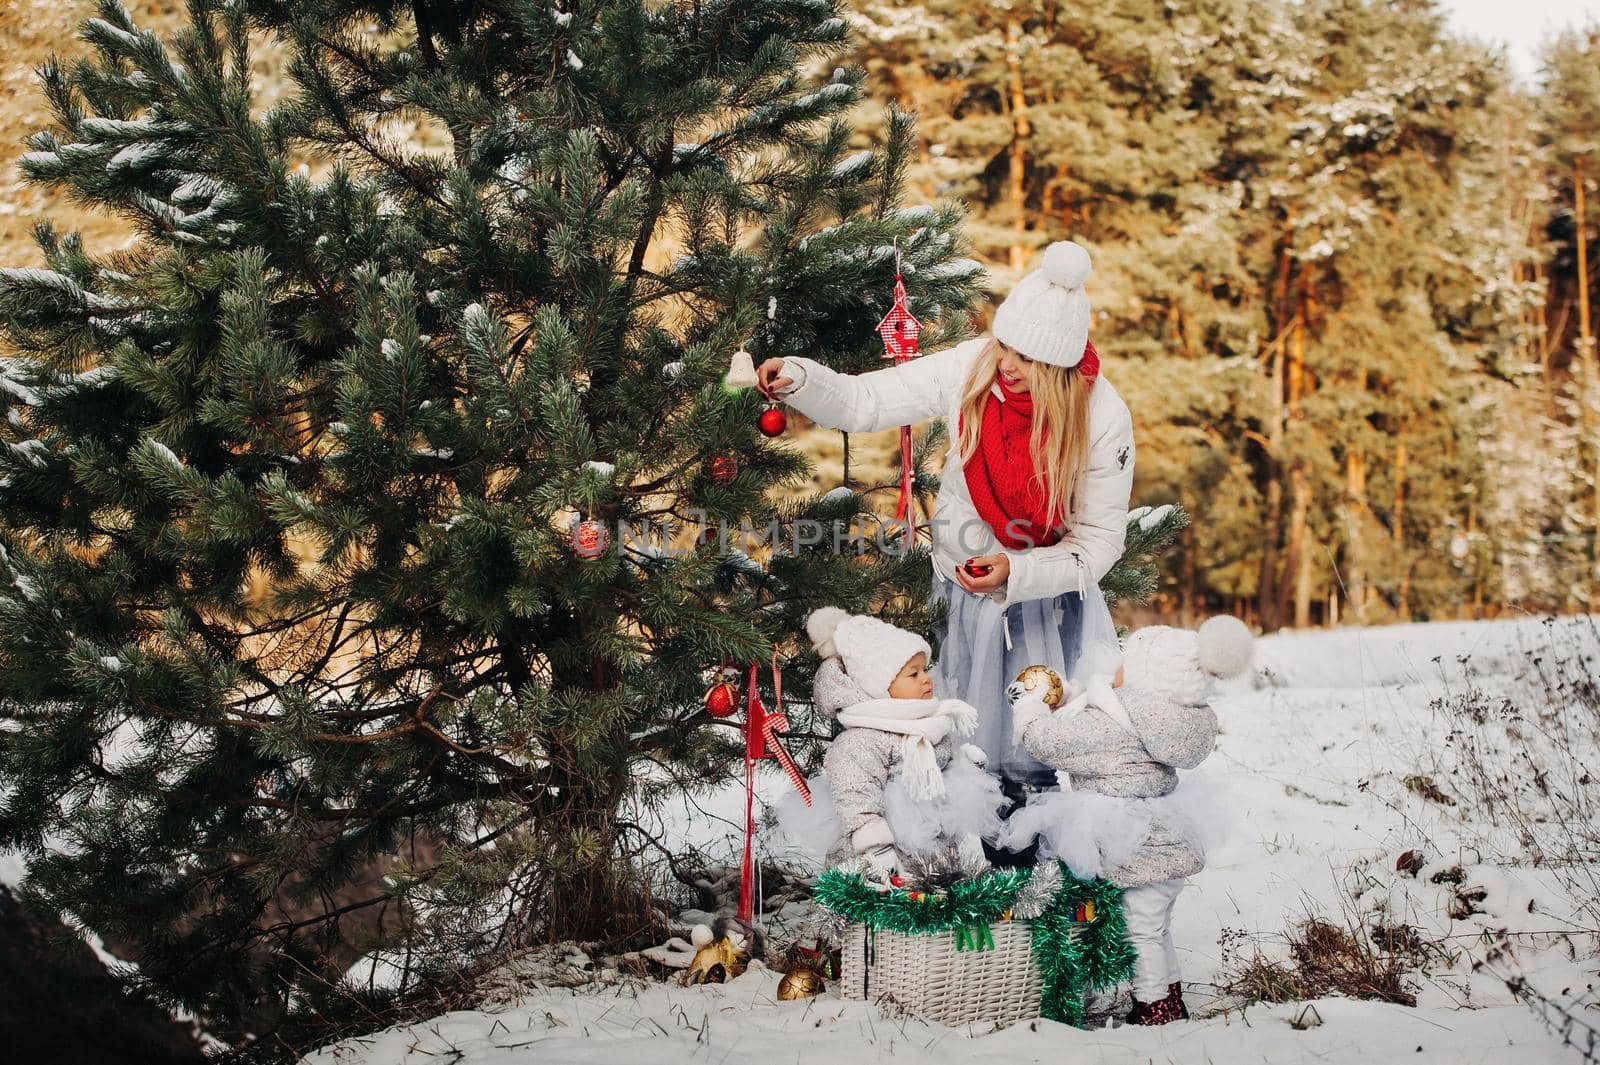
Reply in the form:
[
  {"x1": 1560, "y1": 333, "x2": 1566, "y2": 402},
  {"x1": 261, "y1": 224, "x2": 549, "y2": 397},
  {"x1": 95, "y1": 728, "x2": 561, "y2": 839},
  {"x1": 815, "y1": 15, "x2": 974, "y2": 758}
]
[
  {"x1": 690, "y1": 923, "x2": 714, "y2": 948},
  {"x1": 806, "y1": 606, "x2": 849, "y2": 659},
  {"x1": 1040, "y1": 240, "x2": 1091, "y2": 290},
  {"x1": 1197, "y1": 615, "x2": 1253, "y2": 679}
]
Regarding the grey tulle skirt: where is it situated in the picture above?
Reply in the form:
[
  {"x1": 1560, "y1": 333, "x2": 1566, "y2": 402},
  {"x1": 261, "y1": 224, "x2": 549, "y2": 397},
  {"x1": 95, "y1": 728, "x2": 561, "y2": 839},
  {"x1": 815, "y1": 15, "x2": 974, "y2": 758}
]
[{"x1": 927, "y1": 571, "x2": 1122, "y2": 787}]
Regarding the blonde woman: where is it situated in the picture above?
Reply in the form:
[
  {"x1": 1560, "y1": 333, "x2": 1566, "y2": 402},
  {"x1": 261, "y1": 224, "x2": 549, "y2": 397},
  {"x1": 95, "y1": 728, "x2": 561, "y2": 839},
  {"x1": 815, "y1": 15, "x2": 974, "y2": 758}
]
[{"x1": 757, "y1": 241, "x2": 1135, "y2": 861}]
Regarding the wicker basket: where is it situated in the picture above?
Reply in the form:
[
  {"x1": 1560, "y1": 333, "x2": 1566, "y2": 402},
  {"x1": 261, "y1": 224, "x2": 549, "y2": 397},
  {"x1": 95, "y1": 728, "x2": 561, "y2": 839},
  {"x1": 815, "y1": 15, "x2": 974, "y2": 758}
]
[{"x1": 839, "y1": 919, "x2": 1080, "y2": 1027}]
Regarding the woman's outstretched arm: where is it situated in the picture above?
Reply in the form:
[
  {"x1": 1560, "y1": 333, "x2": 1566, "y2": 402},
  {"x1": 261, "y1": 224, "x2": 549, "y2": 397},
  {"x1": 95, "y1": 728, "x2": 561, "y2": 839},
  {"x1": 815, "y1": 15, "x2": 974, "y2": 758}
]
[{"x1": 758, "y1": 339, "x2": 978, "y2": 434}]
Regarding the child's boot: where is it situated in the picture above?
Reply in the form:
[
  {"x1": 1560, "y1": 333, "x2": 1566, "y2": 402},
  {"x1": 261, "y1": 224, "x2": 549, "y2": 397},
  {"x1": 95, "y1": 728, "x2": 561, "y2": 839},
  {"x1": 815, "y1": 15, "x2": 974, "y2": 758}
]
[{"x1": 1124, "y1": 985, "x2": 1186, "y2": 1026}]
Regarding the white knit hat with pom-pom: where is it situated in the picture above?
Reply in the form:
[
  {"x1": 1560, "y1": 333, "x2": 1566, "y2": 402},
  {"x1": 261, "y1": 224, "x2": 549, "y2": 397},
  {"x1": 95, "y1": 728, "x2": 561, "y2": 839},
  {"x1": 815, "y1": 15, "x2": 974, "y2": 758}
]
[
  {"x1": 1119, "y1": 615, "x2": 1254, "y2": 705},
  {"x1": 806, "y1": 607, "x2": 932, "y2": 701},
  {"x1": 991, "y1": 240, "x2": 1093, "y2": 368}
]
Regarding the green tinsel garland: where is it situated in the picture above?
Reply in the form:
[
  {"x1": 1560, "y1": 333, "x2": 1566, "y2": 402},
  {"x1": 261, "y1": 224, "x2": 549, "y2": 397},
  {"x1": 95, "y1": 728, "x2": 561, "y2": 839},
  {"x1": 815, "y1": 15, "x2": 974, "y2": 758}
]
[{"x1": 814, "y1": 862, "x2": 1135, "y2": 1028}]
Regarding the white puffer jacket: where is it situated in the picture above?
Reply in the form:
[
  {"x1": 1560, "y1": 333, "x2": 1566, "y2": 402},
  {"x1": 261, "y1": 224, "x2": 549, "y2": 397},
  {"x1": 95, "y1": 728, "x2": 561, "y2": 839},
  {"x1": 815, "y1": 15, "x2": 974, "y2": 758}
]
[{"x1": 776, "y1": 338, "x2": 1136, "y2": 608}]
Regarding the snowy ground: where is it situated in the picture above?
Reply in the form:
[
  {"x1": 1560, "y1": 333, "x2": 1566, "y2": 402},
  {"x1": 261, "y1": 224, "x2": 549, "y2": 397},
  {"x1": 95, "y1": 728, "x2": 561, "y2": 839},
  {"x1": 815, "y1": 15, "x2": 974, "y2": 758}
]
[
  {"x1": 305, "y1": 615, "x2": 1599, "y2": 1064},
  {"x1": 48, "y1": 615, "x2": 1600, "y2": 1064}
]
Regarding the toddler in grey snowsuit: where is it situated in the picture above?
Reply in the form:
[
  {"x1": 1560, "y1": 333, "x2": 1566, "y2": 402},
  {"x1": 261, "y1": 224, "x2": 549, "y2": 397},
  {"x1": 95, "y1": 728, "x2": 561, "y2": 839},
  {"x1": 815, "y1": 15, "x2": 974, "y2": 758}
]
[
  {"x1": 802, "y1": 607, "x2": 1004, "y2": 882},
  {"x1": 1002, "y1": 615, "x2": 1253, "y2": 1025}
]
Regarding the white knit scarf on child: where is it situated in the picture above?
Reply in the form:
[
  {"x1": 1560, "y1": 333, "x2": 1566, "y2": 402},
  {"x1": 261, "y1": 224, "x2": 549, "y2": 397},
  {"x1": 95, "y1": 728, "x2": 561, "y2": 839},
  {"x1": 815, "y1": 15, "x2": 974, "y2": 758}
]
[{"x1": 835, "y1": 697, "x2": 978, "y2": 800}]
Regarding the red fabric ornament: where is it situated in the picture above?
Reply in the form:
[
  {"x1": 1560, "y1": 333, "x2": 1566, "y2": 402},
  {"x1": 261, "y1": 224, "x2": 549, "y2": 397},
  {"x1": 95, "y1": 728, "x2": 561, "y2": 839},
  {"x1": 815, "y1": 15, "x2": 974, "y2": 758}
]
[
  {"x1": 708, "y1": 455, "x2": 738, "y2": 482},
  {"x1": 875, "y1": 275, "x2": 921, "y2": 358},
  {"x1": 572, "y1": 518, "x2": 609, "y2": 558},
  {"x1": 737, "y1": 653, "x2": 810, "y2": 923},
  {"x1": 758, "y1": 405, "x2": 787, "y2": 437},
  {"x1": 877, "y1": 269, "x2": 922, "y2": 521}
]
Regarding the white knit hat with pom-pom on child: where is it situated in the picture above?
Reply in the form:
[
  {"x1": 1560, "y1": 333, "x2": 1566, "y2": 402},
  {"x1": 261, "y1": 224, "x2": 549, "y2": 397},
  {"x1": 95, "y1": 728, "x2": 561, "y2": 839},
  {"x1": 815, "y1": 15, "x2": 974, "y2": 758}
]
[
  {"x1": 805, "y1": 606, "x2": 932, "y2": 701},
  {"x1": 1119, "y1": 615, "x2": 1255, "y2": 705}
]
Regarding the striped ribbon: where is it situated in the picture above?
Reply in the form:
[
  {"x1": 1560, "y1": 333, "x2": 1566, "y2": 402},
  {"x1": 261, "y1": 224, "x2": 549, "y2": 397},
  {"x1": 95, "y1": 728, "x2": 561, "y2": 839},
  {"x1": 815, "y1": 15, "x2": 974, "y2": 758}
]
[{"x1": 738, "y1": 650, "x2": 810, "y2": 923}]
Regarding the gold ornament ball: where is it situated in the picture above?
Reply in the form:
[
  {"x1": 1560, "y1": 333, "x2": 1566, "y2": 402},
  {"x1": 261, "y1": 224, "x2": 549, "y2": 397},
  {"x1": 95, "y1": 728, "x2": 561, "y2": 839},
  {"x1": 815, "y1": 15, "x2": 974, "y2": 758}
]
[
  {"x1": 776, "y1": 967, "x2": 825, "y2": 1000},
  {"x1": 1014, "y1": 664, "x2": 1065, "y2": 708},
  {"x1": 683, "y1": 937, "x2": 749, "y2": 985}
]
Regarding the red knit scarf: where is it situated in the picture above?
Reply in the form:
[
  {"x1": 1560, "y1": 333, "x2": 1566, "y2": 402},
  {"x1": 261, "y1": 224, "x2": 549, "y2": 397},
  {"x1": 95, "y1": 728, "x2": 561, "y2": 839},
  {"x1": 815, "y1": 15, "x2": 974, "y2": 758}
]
[{"x1": 958, "y1": 341, "x2": 1099, "y2": 550}]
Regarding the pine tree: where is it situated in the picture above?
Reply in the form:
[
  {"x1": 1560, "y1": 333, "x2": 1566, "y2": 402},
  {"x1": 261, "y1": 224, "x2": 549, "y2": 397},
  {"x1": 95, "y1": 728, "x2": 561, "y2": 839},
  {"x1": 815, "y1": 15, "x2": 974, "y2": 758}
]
[
  {"x1": 1535, "y1": 26, "x2": 1600, "y2": 610},
  {"x1": 0, "y1": 0, "x2": 988, "y2": 1040},
  {"x1": 852, "y1": 0, "x2": 1523, "y2": 627}
]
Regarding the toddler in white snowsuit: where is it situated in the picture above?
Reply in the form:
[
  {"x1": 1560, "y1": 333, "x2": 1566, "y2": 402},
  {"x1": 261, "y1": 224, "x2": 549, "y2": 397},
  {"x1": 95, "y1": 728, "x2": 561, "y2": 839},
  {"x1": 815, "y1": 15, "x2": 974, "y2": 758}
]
[
  {"x1": 1003, "y1": 615, "x2": 1253, "y2": 1024},
  {"x1": 796, "y1": 607, "x2": 1005, "y2": 882}
]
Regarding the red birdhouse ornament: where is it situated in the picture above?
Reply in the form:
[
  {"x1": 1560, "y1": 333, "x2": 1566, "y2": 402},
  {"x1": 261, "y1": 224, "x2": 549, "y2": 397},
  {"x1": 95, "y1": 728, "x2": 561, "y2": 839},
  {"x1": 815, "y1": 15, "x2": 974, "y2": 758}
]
[
  {"x1": 875, "y1": 272, "x2": 922, "y2": 361},
  {"x1": 876, "y1": 259, "x2": 922, "y2": 522}
]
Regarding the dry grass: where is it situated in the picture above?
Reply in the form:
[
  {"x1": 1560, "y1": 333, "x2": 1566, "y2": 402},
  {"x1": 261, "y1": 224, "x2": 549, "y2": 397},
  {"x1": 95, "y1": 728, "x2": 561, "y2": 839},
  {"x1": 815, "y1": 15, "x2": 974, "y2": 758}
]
[{"x1": 1215, "y1": 917, "x2": 1420, "y2": 1008}]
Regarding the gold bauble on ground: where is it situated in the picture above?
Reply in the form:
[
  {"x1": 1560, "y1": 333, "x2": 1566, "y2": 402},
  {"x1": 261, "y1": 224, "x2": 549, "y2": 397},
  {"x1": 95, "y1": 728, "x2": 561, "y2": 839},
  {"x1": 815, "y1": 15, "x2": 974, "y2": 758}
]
[
  {"x1": 1014, "y1": 664, "x2": 1065, "y2": 708},
  {"x1": 682, "y1": 937, "x2": 749, "y2": 985},
  {"x1": 776, "y1": 967, "x2": 825, "y2": 1000}
]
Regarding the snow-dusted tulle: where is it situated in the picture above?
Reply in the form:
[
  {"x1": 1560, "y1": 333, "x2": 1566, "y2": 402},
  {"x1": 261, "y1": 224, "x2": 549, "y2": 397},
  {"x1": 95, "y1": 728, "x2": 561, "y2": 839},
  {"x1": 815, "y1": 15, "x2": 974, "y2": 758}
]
[
  {"x1": 996, "y1": 770, "x2": 1235, "y2": 880},
  {"x1": 928, "y1": 576, "x2": 1122, "y2": 787},
  {"x1": 935, "y1": 755, "x2": 1011, "y2": 843},
  {"x1": 882, "y1": 755, "x2": 1009, "y2": 854},
  {"x1": 770, "y1": 758, "x2": 1009, "y2": 862},
  {"x1": 1158, "y1": 769, "x2": 1235, "y2": 858},
  {"x1": 996, "y1": 788, "x2": 1152, "y2": 878},
  {"x1": 770, "y1": 772, "x2": 841, "y2": 862}
]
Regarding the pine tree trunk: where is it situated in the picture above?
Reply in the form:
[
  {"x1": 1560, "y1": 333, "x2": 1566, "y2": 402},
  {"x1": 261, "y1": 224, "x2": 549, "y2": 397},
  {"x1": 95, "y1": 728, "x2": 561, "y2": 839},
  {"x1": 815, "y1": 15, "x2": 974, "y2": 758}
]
[
  {"x1": 534, "y1": 653, "x2": 640, "y2": 945},
  {"x1": 1394, "y1": 429, "x2": 1410, "y2": 619},
  {"x1": 1280, "y1": 295, "x2": 1310, "y2": 627},
  {"x1": 1257, "y1": 219, "x2": 1294, "y2": 631},
  {"x1": 1346, "y1": 448, "x2": 1368, "y2": 622},
  {"x1": 1006, "y1": 18, "x2": 1031, "y2": 271},
  {"x1": 1575, "y1": 155, "x2": 1598, "y2": 608},
  {"x1": 1258, "y1": 353, "x2": 1284, "y2": 630},
  {"x1": 1051, "y1": 163, "x2": 1072, "y2": 228},
  {"x1": 1289, "y1": 466, "x2": 1313, "y2": 628},
  {"x1": 1469, "y1": 497, "x2": 1483, "y2": 618},
  {"x1": 1535, "y1": 260, "x2": 1555, "y2": 409}
]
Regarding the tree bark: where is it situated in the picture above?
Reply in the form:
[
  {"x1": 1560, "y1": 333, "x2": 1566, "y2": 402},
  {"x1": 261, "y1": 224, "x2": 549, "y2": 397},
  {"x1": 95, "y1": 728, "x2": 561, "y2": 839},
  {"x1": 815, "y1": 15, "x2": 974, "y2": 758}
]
[
  {"x1": 1289, "y1": 464, "x2": 1313, "y2": 628},
  {"x1": 1257, "y1": 215, "x2": 1294, "y2": 630},
  {"x1": 1258, "y1": 357, "x2": 1284, "y2": 629},
  {"x1": 1346, "y1": 448, "x2": 1368, "y2": 622},
  {"x1": 1006, "y1": 18, "x2": 1031, "y2": 271},
  {"x1": 1280, "y1": 290, "x2": 1310, "y2": 627},
  {"x1": 1575, "y1": 155, "x2": 1597, "y2": 608},
  {"x1": 1394, "y1": 428, "x2": 1410, "y2": 619}
]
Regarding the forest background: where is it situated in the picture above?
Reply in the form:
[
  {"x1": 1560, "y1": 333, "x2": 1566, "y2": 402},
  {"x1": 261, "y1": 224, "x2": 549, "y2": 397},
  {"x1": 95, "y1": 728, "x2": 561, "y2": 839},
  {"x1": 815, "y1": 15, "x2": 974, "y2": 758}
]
[{"x1": 2, "y1": 0, "x2": 1596, "y2": 635}]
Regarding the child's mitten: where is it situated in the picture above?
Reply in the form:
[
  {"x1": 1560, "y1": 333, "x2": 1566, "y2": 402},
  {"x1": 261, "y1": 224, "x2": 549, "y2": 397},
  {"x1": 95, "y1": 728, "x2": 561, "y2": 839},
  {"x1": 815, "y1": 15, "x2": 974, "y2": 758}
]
[
  {"x1": 1006, "y1": 680, "x2": 1053, "y2": 744},
  {"x1": 860, "y1": 842, "x2": 903, "y2": 884}
]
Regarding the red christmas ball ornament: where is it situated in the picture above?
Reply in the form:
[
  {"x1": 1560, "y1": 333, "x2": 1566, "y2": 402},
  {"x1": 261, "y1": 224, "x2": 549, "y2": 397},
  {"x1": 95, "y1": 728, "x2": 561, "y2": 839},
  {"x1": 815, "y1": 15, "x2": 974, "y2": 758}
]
[
  {"x1": 572, "y1": 518, "x2": 609, "y2": 559},
  {"x1": 703, "y1": 678, "x2": 738, "y2": 718},
  {"x1": 708, "y1": 455, "x2": 738, "y2": 483},
  {"x1": 758, "y1": 405, "x2": 788, "y2": 438}
]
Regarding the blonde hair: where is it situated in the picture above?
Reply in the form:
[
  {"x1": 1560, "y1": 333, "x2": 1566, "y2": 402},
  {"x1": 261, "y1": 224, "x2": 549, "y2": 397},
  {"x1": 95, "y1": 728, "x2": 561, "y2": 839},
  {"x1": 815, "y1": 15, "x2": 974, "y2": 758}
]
[{"x1": 956, "y1": 338, "x2": 1093, "y2": 534}]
